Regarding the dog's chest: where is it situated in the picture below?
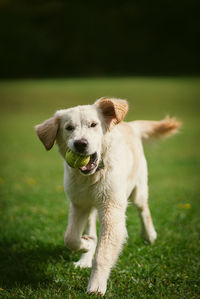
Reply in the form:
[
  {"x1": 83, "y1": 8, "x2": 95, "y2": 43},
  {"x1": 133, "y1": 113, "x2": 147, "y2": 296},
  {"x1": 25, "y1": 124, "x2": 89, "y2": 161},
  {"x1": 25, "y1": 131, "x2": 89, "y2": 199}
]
[
  {"x1": 64, "y1": 164, "x2": 103, "y2": 207},
  {"x1": 67, "y1": 181, "x2": 94, "y2": 206}
]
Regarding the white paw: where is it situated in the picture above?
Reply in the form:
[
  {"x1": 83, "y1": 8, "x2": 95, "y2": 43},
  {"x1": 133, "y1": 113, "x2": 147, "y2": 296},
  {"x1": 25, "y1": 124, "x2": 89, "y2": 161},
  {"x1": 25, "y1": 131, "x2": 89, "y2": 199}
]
[
  {"x1": 149, "y1": 230, "x2": 157, "y2": 244},
  {"x1": 74, "y1": 258, "x2": 92, "y2": 268},
  {"x1": 87, "y1": 276, "x2": 107, "y2": 296},
  {"x1": 141, "y1": 229, "x2": 157, "y2": 244}
]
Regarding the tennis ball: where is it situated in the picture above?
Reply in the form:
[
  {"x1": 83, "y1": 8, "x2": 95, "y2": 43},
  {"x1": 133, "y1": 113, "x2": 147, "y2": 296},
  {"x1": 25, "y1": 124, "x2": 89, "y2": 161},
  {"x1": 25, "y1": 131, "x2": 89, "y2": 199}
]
[{"x1": 65, "y1": 150, "x2": 90, "y2": 168}]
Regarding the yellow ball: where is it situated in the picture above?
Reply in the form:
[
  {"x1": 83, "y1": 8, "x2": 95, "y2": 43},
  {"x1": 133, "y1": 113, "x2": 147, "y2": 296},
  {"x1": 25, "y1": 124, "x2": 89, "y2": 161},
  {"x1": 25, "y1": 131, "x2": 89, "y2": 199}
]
[{"x1": 65, "y1": 150, "x2": 90, "y2": 168}]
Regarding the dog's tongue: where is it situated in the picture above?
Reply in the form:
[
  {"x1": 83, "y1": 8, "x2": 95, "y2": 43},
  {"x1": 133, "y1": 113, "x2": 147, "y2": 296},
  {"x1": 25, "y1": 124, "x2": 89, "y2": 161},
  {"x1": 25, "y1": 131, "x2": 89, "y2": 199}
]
[
  {"x1": 80, "y1": 159, "x2": 93, "y2": 171},
  {"x1": 80, "y1": 153, "x2": 97, "y2": 172},
  {"x1": 81, "y1": 165, "x2": 88, "y2": 171}
]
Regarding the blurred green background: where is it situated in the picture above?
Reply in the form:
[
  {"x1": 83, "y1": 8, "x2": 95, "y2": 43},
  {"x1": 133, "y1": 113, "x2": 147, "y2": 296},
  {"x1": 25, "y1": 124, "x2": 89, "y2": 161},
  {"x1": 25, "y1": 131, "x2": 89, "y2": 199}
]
[{"x1": 0, "y1": 1, "x2": 199, "y2": 78}]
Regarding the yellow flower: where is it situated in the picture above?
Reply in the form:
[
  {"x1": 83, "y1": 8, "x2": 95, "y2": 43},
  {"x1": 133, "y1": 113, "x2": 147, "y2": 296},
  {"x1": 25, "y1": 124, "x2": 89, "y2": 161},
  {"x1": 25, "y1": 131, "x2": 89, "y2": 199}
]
[
  {"x1": 56, "y1": 185, "x2": 64, "y2": 193},
  {"x1": 24, "y1": 177, "x2": 37, "y2": 186},
  {"x1": 184, "y1": 203, "x2": 191, "y2": 209},
  {"x1": 0, "y1": 288, "x2": 3, "y2": 291},
  {"x1": 178, "y1": 203, "x2": 191, "y2": 210}
]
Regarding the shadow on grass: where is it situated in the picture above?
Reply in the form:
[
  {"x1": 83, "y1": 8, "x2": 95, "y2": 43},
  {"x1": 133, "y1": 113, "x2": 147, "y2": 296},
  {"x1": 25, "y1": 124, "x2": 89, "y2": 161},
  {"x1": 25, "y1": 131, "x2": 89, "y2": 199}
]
[{"x1": 0, "y1": 238, "x2": 74, "y2": 289}]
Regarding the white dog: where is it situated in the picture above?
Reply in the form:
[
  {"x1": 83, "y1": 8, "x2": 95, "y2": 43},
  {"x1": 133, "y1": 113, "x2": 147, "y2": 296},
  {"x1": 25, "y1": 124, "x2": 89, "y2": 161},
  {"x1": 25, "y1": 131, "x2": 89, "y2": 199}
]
[{"x1": 35, "y1": 97, "x2": 181, "y2": 295}]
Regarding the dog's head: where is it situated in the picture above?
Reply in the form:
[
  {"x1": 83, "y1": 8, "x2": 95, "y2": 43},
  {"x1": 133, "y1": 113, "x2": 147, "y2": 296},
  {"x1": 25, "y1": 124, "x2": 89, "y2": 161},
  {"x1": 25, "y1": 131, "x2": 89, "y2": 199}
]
[{"x1": 35, "y1": 97, "x2": 128, "y2": 175}]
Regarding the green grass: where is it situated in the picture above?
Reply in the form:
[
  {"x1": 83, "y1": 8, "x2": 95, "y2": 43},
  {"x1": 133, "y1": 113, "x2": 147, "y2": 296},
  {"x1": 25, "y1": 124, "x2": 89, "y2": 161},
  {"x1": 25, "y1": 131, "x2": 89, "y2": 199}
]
[{"x1": 0, "y1": 77, "x2": 200, "y2": 298}]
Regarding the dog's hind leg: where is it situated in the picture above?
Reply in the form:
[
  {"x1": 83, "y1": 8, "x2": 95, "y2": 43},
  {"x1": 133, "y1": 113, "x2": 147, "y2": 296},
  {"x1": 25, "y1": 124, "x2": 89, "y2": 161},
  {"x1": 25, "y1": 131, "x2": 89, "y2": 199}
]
[
  {"x1": 74, "y1": 208, "x2": 97, "y2": 268},
  {"x1": 64, "y1": 203, "x2": 96, "y2": 253},
  {"x1": 131, "y1": 185, "x2": 157, "y2": 244}
]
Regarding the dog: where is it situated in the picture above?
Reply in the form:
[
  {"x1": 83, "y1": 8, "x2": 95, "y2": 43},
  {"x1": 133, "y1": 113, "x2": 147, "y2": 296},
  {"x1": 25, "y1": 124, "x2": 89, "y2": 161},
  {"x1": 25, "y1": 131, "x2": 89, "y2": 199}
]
[{"x1": 35, "y1": 97, "x2": 181, "y2": 295}]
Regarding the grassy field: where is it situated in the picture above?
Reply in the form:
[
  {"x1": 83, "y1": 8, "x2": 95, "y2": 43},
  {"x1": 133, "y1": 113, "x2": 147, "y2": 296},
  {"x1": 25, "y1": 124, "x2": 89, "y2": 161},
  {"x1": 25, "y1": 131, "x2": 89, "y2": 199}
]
[{"x1": 0, "y1": 77, "x2": 199, "y2": 298}]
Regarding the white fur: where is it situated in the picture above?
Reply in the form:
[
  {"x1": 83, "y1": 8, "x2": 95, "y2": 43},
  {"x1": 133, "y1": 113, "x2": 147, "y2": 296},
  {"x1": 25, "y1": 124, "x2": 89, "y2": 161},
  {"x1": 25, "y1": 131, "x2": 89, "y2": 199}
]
[{"x1": 35, "y1": 98, "x2": 180, "y2": 296}]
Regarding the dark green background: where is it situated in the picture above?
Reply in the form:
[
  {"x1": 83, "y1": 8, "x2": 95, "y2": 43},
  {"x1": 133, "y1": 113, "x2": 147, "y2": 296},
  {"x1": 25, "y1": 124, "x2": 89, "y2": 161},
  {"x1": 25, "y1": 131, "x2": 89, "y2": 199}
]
[{"x1": 0, "y1": 0, "x2": 199, "y2": 78}]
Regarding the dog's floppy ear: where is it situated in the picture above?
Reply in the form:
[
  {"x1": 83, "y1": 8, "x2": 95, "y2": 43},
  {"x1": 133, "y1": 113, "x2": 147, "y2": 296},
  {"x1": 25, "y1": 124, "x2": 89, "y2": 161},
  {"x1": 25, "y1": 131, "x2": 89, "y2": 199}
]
[
  {"x1": 96, "y1": 97, "x2": 128, "y2": 126},
  {"x1": 35, "y1": 116, "x2": 59, "y2": 150}
]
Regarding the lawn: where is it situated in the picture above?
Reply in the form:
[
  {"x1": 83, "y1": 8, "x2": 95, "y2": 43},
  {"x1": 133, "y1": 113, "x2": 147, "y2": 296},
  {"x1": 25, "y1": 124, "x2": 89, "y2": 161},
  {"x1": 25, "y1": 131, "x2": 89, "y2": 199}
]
[{"x1": 0, "y1": 77, "x2": 199, "y2": 298}]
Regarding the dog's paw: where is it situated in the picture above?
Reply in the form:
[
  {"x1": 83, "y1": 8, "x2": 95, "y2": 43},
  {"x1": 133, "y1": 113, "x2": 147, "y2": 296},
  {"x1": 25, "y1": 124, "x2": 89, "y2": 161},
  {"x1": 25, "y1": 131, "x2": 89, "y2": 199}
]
[
  {"x1": 141, "y1": 229, "x2": 157, "y2": 244},
  {"x1": 87, "y1": 287, "x2": 106, "y2": 296},
  {"x1": 149, "y1": 230, "x2": 157, "y2": 244},
  {"x1": 87, "y1": 290, "x2": 104, "y2": 296},
  {"x1": 87, "y1": 277, "x2": 107, "y2": 296},
  {"x1": 74, "y1": 258, "x2": 92, "y2": 268}
]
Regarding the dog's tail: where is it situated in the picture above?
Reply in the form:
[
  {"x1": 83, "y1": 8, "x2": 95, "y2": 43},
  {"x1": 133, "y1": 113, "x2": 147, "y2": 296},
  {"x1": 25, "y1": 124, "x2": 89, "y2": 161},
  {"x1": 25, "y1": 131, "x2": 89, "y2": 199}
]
[{"x1": 130, "y1": 116, "x2": 182, "y2": 141}]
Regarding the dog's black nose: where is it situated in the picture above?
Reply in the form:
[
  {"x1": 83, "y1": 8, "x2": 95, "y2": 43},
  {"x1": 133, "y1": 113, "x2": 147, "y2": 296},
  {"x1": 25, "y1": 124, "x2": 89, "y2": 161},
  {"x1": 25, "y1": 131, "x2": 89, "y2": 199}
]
[{"x1": 74, "y1": 138, "x2": 88, "y2": 153}]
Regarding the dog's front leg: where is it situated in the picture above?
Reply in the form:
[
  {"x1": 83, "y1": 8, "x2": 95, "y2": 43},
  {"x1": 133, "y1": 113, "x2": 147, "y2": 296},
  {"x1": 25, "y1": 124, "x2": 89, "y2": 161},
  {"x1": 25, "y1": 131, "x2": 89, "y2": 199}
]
[
  {"x1": 64, "y1": 203, "x2": 94, "y2": 252},
  {"x1": 87, "y1": 202, "x2": 127, "y2": 296},
  {"x1": 74, "y1": 208, "x2": 97, "y2": 268}
]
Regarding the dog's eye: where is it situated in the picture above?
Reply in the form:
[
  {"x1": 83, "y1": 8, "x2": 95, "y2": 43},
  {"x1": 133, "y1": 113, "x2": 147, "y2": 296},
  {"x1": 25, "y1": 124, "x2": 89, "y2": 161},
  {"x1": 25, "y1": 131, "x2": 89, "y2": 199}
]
[
  {"x1": 90, "y1": 123, "x2": 97, "y2": 128},
  {"x1": 65, "y1": 125, "x2": 74, "y2": 131}
]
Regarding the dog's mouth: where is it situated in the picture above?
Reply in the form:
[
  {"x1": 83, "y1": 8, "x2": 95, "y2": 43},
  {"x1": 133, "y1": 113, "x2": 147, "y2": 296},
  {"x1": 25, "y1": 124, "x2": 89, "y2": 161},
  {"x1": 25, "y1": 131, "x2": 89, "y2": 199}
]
[{"x1": 79, "y1": 152, "x2": 98, "y2": 175}]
